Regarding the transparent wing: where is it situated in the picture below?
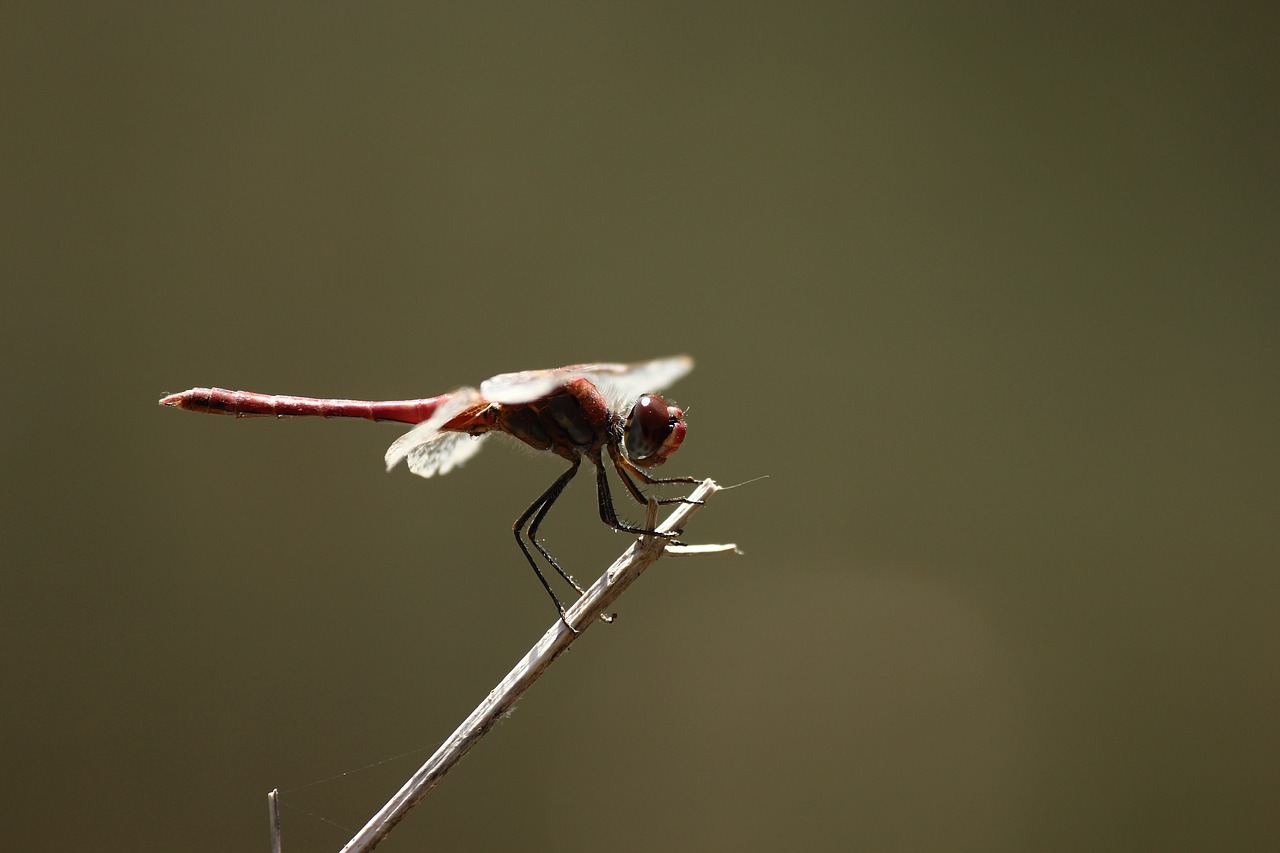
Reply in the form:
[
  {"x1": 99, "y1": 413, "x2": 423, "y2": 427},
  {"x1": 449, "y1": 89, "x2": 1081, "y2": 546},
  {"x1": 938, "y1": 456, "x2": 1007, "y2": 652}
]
[
  {"x1": 576, "y1": 355, "x2": 694, "y2": 405},
  {"x1": 384, "y1": 387, "x2": 485, "y2": 477},
  {"x1": 406, "y1": 431, "x2": 489, "y2": 478},
  {"x1": 478, "y1": 365, "x2": 586, "y2": 404},
  {"x1": 479, "y1": 355, "x2": 693, "y2": 406}
]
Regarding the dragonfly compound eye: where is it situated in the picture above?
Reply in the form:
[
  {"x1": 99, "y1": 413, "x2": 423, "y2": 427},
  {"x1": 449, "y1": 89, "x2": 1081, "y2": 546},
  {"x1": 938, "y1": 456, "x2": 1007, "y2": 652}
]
[{"x1": 624, "y1": 394, "x2": 686, "y2": 467}]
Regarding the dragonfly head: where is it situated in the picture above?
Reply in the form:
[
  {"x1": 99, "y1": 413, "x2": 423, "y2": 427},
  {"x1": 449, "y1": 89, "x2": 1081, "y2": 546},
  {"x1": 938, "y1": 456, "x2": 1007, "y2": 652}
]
[{"x1": 623, "y1": 394, "x2": 686, "y2": 467}]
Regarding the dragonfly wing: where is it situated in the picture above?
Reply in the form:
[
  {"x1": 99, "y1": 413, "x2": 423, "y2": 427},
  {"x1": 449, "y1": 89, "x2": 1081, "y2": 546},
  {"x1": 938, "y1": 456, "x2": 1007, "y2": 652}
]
[
  {"x1": 576, "y1": 355, "x2": 694, "y2": 405},
  {"x1": 479, "y1": 366, "x2": 581, "y2": 404},
  {"x1": 406, "y1": 431, "x2": 489, "y2": 478},
  {"x1": 384, "y1": 388, "x2": 485, "y2": 477},
  {"x1": 479, "y1": 355, "x2": 693, "y2": 405}
]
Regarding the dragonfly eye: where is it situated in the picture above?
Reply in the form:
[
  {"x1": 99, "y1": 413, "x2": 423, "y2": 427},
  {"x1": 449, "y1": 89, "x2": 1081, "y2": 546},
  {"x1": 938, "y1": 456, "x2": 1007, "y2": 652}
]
[{"x1": 624, "y1": 394, "x2": 686, "y2": 467}]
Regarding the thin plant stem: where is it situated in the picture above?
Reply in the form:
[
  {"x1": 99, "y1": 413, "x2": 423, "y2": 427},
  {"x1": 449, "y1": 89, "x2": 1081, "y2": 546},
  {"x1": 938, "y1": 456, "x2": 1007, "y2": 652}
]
[{"x1": 328, "y1": 478, "x2": 731, "y2": 853}]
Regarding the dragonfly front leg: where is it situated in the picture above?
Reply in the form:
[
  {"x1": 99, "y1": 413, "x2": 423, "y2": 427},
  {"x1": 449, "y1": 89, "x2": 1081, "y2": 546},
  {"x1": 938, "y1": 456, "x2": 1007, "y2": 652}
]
[
  {"x1": 606, "y1": 444, "x2": 704, "y2": 509},
  {"x1": 592, "y1": 451, "x2": 681, "y2": 538}
]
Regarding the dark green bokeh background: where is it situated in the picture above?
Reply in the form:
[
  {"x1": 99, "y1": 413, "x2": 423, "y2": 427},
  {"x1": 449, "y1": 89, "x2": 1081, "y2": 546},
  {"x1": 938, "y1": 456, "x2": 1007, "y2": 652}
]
[{"x1": 4, "y1": 4, "x2": 1277, "y2": 850}]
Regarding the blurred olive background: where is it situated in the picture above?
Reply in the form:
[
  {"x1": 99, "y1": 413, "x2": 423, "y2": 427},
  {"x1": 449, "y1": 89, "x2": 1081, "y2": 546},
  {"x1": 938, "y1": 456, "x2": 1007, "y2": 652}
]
[{"x1": 4, "y1": 3, "x2": 1277, "y2": 851}]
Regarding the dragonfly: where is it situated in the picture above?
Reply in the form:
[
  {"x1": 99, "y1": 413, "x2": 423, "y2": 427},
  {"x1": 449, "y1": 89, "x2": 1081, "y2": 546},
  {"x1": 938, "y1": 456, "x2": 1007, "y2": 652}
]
[{"x1": 159, "y1": 355, "x2": 700, "y2": 624}]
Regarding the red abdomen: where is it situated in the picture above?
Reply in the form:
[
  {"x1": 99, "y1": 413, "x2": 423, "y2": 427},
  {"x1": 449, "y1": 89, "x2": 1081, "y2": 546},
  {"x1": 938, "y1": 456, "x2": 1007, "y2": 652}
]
[{"x1": 159, "y1": 388, "x2": 447, "y2": 424}]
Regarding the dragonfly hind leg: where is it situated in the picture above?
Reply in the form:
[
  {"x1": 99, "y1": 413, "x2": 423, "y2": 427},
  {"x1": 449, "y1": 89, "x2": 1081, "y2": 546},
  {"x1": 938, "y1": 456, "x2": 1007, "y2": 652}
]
[{"x1": 514, "y1": 458, "x2": 588, "y2": 626}]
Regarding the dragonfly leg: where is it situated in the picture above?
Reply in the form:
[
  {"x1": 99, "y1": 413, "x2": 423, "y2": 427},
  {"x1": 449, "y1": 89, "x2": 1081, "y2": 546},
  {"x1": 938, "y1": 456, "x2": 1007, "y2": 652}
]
[
  {"x1": 514, "y1": 458, "x2": 583, "y2": 625},
  {"x1": 593, "y1": 451, "x2": 680, "y2": 538},
  {"x1": 527, "y1": 479, "x2": 587, "y2": 597},
  {"x1": 607, "y1": 444, "x2": 705, "y2": 509}
]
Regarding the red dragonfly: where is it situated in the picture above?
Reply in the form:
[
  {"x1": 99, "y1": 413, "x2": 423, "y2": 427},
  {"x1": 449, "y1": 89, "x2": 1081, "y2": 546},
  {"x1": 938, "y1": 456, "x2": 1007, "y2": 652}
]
[{"x1": 159, "y1": 355, "x2": 700, "y2": 623}]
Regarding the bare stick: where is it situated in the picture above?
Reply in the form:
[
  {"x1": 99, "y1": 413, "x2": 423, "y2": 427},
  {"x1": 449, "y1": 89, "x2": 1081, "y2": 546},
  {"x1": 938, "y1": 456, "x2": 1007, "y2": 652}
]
[
  {"x1": 268, "y1": 789, "x2": 282, "y2": 853},
  {"x1": 337, "y1": 478, "x2": 730, "y2": 853}
]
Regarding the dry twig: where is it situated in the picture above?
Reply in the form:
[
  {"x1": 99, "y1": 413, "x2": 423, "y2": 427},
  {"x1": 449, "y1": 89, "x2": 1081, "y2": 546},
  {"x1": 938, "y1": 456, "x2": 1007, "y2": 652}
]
[
  {"x1": 267, "y1": 789, "x2": 281, "y2": 853},
  {"x1": 300, "y1": 478, "x2": 734, "y2": 852}
]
